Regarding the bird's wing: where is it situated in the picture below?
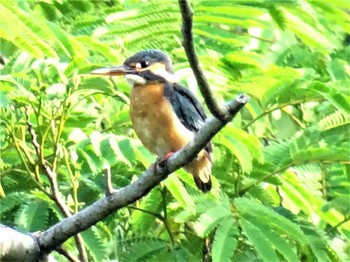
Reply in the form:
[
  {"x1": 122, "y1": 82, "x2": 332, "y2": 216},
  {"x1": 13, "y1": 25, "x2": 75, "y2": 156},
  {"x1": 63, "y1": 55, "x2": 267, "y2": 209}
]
[
  {"x1": 164, "y1": 82, "x2": 212, "y2": 154},
  {"x1": 164, "y1": 82, "x2": 206, "y2": 131}
]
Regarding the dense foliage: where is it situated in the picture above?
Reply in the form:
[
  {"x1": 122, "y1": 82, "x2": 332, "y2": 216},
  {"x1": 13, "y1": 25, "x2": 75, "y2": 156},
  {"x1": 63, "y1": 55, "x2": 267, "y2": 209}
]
[{"x1": 0, "y1": 0, "x2": 349, "y2": 261}]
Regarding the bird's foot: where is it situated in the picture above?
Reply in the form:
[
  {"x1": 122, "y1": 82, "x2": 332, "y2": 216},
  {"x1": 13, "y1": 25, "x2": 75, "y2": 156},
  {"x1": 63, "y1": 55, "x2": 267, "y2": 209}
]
[
  {"x1": 153, "y1": 152, "x2": 175, "y2": 173},
  {"x1": 164, "y1": 152, "x2": 174, "y2": 160}
]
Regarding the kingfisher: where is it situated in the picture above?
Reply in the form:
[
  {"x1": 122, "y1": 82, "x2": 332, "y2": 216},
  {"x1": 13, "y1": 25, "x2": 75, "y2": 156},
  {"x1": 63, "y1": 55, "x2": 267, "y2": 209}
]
[{"x1": 91, "y1": 49, "x2": 212, "y2": 192}]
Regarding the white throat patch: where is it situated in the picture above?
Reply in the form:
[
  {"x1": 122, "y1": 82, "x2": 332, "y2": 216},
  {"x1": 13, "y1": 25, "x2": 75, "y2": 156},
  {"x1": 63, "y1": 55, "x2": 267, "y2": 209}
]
[{"x1": 124, "y1": 74, "x2": 147, "y2": 86}]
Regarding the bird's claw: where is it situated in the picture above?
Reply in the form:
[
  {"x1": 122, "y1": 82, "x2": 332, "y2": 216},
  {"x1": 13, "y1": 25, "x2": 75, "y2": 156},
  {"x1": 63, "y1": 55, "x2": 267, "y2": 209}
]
[{"x1": 153, "y1": 152, "x2": 174, "y2": 173}]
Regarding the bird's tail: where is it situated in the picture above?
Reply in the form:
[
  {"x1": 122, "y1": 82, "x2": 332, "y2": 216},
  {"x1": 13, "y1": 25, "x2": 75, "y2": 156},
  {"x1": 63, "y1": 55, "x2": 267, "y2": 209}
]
[{"x1": 185, "y1": 150, "x2": 212, "y2": 193}]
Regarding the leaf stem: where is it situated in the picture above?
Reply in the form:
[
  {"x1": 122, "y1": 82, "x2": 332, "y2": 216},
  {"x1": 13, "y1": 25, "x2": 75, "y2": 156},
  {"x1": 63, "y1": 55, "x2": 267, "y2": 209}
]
[
  {"x1": 161, "y1": 188, "x2": 176, "y2": 259},
  {"x1": 243, "y1": 99, "x2": 320, "y2": 129},
  {"x1": 128, "y1": 206, "x2": 163, "y2": 220},
  {"x1": 239, "y1": 159, "x2": 350, "y2": 196},
  {"x1": 326, "y1": 216, "x2": 350, "y2": 234}
]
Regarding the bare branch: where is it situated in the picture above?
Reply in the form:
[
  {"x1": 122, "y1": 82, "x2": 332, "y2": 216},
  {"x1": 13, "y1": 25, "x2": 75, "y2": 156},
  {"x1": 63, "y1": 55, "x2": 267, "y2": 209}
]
[
  {"x1": 178, "y1": 0, "x2": 228, "y2": 121},
  {"x1": 37, "y1": 94, "x2": 249, "y2": 254}
]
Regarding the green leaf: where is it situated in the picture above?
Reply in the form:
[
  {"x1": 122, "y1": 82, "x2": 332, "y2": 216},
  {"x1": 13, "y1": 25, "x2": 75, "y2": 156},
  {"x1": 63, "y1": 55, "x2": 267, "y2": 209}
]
[
  {"x1": 64, "y1": 56, "x2": 86, "y2": 77},
  {"x1": 14, "y1": 202, "x2": 49, "y2": 231},
  {"x1": 196, "y1": 5, "x2": 264, "y2": 17},
  {"x1": 212, "y1": 217, "x2": 238, "y2": 262},
  {"x1": 240, "y1": 218, "x2": 280, "y2": 261},
  {"x1": 75, "y1": 36, "x2": 121, "y2": 63},
  {"x1": 0, "y1": 192, "x2": 26, "y2": 214},
  {"x1": 264, "y1": 140, "x2": 293, "y2": 168},
  {"x1": 326, "y1": 58, "x2": 348, "y2": 81},
  {"x1": 133, "y1": 144, "x2": 154, "y2": 168},
  {"x1": 224, "y1": 126, "x2": 263, "y2": 162},
  {"x1": 78, "y1": 77, "x2": 114, "y2": 93},
  {"x1": 77, "y1": 147, "x2": 103, "y2": 174},
  {"x1": 292, "y1": 147, "x2": 349, "y2": 163},
  {"x1": 163, "y1": 175, "x2": 196, "y2": 213},
  {"x1": 235, "y1": 198, "x2": 306, "y2": 244},
  {"x1": 0, "y1": 1, "x2": 57, "y2": 58},
  {"x1": 195, "y1": 15, "x2": 266, "y2": 28},
  {"x1": 81, "y1": 227, "x2": 107, "y2": 261},
  {"x1": 261, "y1": 79, "x2": 295, "y2": 107},
  {"x1": 225, "y1": 51, "x2": 265, "y2": 69},
  {"x1": 107, "y1": 135, "x2": 132, "y2": 167},
  {"x1": 245, "y1": 215, "x2": 299, "y2": 262},
  {"x1": 309, "y1": 82, "x2": 350, "y2": 115},
  {"x1": 65, "y1": 111, "x2": 98, "y2": 128},
  {"x1": 283, "y1": 8, "x2": 335, "y2": 51},
  {"x1": 130, "y1": 189, "x2": 162, "y2": 232},
  {"x1": 301, "y1": 224, "x2": 334, "y2": 262},
  {"x1": 268, "y1": 5, "x2": 287, "y2": 29},
  {"x1": 319, "y1": 110, "x2": 350, "y2": 130},
  {"x1": 119, "y1": 237, "x2": 168, "y2": 262},
  {"x1": 217, "y1": 135, "x2": 253, "y2": 174},
  {"x1": 193, "y1": 205, "x2": 231, "y2": 237},
  {"x1": 46, "y1": 21, "x2": 75, "y2": 59},
  {"x1": 194, "y1": 26, "x2": 243, "y2": 47},
  {"x1": 281, "y1": 170, "x2": 344, "y2": 227}
]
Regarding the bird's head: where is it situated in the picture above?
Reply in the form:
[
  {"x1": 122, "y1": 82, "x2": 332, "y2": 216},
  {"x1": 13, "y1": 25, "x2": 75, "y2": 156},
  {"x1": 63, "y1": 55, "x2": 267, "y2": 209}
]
[{"x1": 91, "y1": 49, "x2": 177, "y2": 85}]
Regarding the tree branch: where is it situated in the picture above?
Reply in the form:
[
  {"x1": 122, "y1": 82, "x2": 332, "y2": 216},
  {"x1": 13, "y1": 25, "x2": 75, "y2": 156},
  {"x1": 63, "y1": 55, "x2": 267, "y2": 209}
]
[
  {"x1": 0, "y1": 225, "x2": 39, "y2": 261},
  {"x1": 178, "y1": 0, "x2": 228, "y2": 121},
  {"x1": 3, "y1": 96, "x2": 248, "y2": 260},
  {"x1": 36, "y1": 94, "x2": 249, "y2": 256}
]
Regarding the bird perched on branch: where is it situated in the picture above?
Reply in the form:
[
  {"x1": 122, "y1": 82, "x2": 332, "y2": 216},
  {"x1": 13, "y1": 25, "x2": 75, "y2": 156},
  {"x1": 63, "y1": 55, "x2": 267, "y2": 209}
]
[{"x1": 92, "y1": 49, "x2": 212, "y2": 192}]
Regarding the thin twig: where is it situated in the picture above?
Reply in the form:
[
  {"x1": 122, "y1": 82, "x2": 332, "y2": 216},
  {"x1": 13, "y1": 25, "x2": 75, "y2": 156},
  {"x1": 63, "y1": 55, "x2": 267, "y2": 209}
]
[
  {"x1": 25, "y1": 107, "x2": 88, "y2": 262},
  {"x1": 104, "y1": 165, "x2": 115, "y2": 195},
  {"x1": 63, "y1": 148, "x2": 79, "y2": 213},
  {"x1": 26, "y1": 108, "x2": 70, "y2": 216},
  {"x1": 55, "y1": 246, "x2": 80, "y2": 262},
  {"x1": 128, "y1": 206, "x2": 163, "y2": 220},
  {"x1": 243, "y1": 98, "x2": 322, "y2": 130},
  {"x1": 178, "y1": 0, "x2": 228, "y2": 121},
  {"x1": 239, "y1": 31, "x2": 275, "y2": 44},
  {"x1": 281, "y1": 107, "x2": 305, "y2": 128},
  {"x1": 161, "y1": 188, "x2": 175, "y2": 249},
  {"x1": 326, "y1": 216, "x2": 350, "y2": 234},
  {"x1": 74, "y1": 235, "x2": 88, "y2": 262}
]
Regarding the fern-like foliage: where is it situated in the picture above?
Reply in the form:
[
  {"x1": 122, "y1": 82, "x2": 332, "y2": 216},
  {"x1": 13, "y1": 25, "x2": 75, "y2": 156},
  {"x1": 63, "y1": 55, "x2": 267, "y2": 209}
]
[
  {"x1": 0, "y1": 0, "x2": 349, "y2": 261},
  {"x1": 118, "y1": 237, "x2": 169, "y2": 262},
  {"x1": 211, "y1": 217, "x2": 238, "y2": 262}
]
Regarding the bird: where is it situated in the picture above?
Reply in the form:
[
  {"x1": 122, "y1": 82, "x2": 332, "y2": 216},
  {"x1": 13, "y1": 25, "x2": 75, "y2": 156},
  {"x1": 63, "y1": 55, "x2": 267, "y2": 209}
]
[{"x1": 91, "y1": 49, "x2": 213, "y2": 192}]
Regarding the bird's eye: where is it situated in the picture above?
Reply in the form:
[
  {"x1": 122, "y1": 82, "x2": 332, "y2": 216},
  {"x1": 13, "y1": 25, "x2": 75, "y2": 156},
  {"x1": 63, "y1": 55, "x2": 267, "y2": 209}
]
[
  {"x1": 140, "y1": 61, "x2": 149, "y2": 68},
  {"x1": 135, "y1": 61, "x2": 149, "y2": 70}
]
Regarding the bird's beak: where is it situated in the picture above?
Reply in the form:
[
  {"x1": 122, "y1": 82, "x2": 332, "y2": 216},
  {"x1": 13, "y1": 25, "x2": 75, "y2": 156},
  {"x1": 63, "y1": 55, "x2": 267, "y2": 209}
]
[{"x1": 91, "y1": 64, "x2": 136, "y2": 76}]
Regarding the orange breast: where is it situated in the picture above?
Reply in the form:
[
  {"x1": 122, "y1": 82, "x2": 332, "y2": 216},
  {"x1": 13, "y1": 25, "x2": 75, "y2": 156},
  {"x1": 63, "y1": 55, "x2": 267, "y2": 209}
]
[{"x1": 130, "y1": 83, "x2": 194, "y2": 157}]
